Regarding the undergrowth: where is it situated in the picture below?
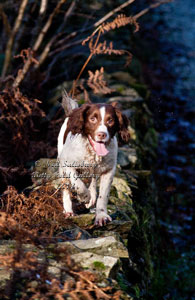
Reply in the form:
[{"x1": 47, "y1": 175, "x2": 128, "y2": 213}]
[{"x1": 0, "y1": 186, "x2": 121, "y2": 299}]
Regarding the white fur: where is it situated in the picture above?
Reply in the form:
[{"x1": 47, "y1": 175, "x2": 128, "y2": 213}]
[
  {"x1": 57, "y1": 117, "x2": 69, "y2": 156},
  {"x1": 57, "y1": 116, "x2": 118, "y2": 225},
  {"x1": 95, "y1": 106, "x2": 109, "y2": 142}
]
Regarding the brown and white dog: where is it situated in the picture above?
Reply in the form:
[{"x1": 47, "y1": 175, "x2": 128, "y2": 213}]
[{"x1": 57, "y1": 102, "x2": 130, "y2": 226}]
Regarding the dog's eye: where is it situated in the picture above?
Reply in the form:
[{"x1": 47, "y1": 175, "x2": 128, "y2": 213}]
[
  {"x1": 107, "y1": 118, "x2": 113, "y2": 125},
  {"x1": 90, "y1": 117, "x2": 97, "y2": 123}
]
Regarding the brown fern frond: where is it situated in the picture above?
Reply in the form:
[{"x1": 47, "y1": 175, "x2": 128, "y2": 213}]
[
  {"x1": 92, "y1": 40, "x2": 130, "y2": 57},
  {"x1": 102, "y1": 14, "x2": 139, "y2": 33},
  {"x1": 82, "y1": 14, "x2": 139, "y2": 46},
  {"x1": 69, "y1": 270, "x2": 113, "y2": 299},
  {"x1": 90, "y1": 40, "x2": 133, "y2": 68},
  {"x1": 74, "y1": 13, "x2": 137, "y2": 97},
  {"x1": 82, "y1": 26, "x2": 101, "y2": 46},
  {"x1": 87, "y1": 67, "x2": 114, "y2": 94},
  {"x1": 94, "y1": 288, "x2": 112, "y2": 299},
  {"x1": 113, "y1": 290, "x2": 122, "y2": 300},
  {"x1": 125, "y1": 51, "x2": 133, "y2": 67},
  {"x1": 14, "y1": 48, "x2": 38, "y2": 65},
  {"x1": 80, "y1": 290, "x2": 94, "y2": 300},
  {"x1": 83, "y1": 87, "x2": 91, "y2": 103}
]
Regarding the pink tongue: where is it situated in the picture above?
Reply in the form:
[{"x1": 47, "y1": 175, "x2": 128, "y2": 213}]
[{"x1": 94, "y1": 142, "x2": 109, "y2": 156}]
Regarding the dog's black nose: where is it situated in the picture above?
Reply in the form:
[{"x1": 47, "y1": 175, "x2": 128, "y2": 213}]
[{"x1": 97, "y1": 132, "x2": 107, "y2": 140}]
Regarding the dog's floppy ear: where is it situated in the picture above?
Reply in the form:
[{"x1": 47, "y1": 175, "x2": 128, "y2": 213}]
[
  {"x1": 68, "y1": 103, "x2": 91, "y2": 135},
  {"x1": 113, "y1": 105, "x2": 130, "y2": 144}
]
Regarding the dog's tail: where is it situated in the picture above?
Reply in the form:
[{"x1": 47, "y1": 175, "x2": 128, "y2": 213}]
[
  {"x1": 61, "y1": 88, "x2": 78, "y2": 116},
  {"x1": 57, "y1": 89, "x2": 78, "y2": 157}
]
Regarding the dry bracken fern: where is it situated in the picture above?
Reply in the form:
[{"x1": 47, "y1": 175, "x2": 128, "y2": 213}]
[
  {"x1": 72, "y1": 13, "x2": 137, "y2": 96},
  {"x1": 90, "y1": 40, "x2": 132, "y2": 66},
  {"x1": 0, "y1": 209, "x2": 122, "y2": 299},
  {"x1": 90, "y1": 40, "x2": 122, "y2": 55},
  {"x1": 102, "y1": 14, "x2": 139, "y2": 33},
  {"x1": 82, "y1": 14, "x2": 139, "y2": 46},
  {"x1": 14, "y1": 48, "x2": 39, "y2": 65},
  {"x1": 0, "y1": 88, "x2": 45, "y2": 166},
  {"x1": 87, "y1": 67, "x2": 114, "y2": 94}
]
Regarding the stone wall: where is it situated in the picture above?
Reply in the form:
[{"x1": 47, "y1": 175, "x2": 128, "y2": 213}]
[{"x1": 0, "y1": 71, "x2": 159, "y2": 299}]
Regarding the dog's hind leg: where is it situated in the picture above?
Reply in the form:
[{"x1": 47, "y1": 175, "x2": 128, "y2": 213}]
[
  {"x1": 68, "y1": 167, "x2": 91, "y2": 203},
  {"x1": 85, "y1": 177, "x2": 97, "y2": 208}
]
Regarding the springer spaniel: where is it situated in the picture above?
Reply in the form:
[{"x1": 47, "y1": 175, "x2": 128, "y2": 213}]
[{"x1": 57, "y1": 102, "x2": 130, "y2": 226}]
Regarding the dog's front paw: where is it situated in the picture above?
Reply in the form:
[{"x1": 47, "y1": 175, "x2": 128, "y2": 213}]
[
  {"x1": 63, "y1": 211, "x2": 75, "y2": 218},
  {"x1": 95, "y1": 211, "x2": 112, "y2": 227}
]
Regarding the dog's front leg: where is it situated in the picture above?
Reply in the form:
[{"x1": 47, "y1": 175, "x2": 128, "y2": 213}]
[
  {"x1": 62, "y1": 188, "x2": 74, "y2": 217},
  {"x1": 59, "y1": 165, "x2": 74, "y2": 217},
  {"x1": 95, "y1": 168, "x2": 115, "y2": 226},
  {"x1": 85, "y1": 177, "x2": 97, "y2": 209}
]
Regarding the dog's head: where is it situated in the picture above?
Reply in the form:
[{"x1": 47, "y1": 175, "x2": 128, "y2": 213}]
[{"x1": 66, "y1": 102, "x2": 130, "y2": 155}]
